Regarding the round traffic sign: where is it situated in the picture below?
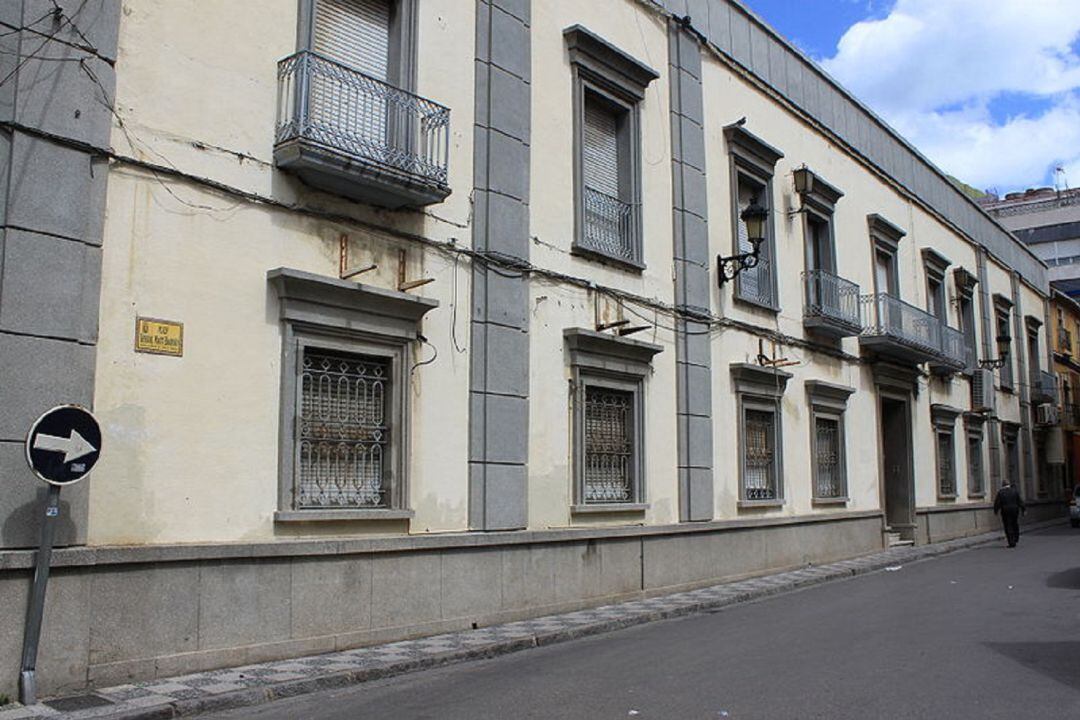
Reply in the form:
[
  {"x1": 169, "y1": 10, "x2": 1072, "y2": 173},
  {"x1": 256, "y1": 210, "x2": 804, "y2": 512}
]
[{"x1": 24, "y1": 405, "x2": 102, "y2": 485}]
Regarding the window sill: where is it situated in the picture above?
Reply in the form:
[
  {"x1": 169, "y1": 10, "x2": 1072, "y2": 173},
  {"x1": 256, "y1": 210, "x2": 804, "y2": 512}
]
[
  {"x1": 733, "y1": 294, "x2": 780, "y2": 314},
  {"x1": 968, "y1": 492, "x2": 986, "y2": 499},
  {"x1": 274, "y1": 509, "x2": 415, "y2": 523},
  {"x1": 738, "y1": 499, "x2": 784, "y2": 509},
  {"x1": 570, "y1": 244, "x2": 645, "y2": 273},
  {"x1": 571, "y1": 503, "x2": 649, "y2": 515},
  {"x1": 812, "y1": 497, "x2": 849, "y2": 506},
  {"x1": 936, "y1": 494, "x2": 958, "y2": 502}
]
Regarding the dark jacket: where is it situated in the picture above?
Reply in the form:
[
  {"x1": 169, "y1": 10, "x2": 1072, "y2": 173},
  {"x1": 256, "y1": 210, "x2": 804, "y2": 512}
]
[{"x1": 994, "y1": 485, "x2": 1026, "y2": 514}]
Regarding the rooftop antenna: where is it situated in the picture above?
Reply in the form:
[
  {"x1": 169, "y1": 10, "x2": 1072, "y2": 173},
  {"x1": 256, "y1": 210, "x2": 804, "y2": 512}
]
[{"x1": 1054, "y1": 166, "x2": 1069, "y2": 194}]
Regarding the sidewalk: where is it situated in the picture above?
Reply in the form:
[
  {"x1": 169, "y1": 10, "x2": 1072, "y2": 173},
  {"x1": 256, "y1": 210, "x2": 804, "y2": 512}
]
[{"x1": 0, "y1": 522, "x2": 1056, "y2": 720}]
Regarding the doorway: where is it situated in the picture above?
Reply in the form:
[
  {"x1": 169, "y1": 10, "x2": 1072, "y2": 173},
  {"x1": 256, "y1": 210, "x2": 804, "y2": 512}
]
[{"x1": 881, "y1": 395, "x2": 914, "y2": 540}]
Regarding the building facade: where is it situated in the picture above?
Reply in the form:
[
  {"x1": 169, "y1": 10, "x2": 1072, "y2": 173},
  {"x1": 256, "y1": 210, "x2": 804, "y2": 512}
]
[{"x1": 0, "y1": 0, "x2": 1060, "y2": 697}]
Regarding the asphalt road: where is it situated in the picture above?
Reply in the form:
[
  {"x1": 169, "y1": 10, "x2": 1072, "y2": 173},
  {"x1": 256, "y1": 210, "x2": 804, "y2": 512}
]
[{"x1": 208, "y1": 525, "x2": 1080, "y2": 720}]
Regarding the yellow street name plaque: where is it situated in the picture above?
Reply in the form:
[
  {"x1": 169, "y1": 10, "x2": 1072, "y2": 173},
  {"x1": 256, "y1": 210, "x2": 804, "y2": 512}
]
[{"x1": 135, "y1": 317, "x2": 183, "y2": 357}]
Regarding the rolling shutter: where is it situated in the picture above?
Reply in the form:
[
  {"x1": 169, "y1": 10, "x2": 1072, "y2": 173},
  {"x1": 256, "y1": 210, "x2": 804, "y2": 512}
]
[
  {"x1": 582, "y1": 98, "x2": 620, "y2": 197},
  {"x1": 313, "y1": 0, "x2": 390, "y2": 80}
]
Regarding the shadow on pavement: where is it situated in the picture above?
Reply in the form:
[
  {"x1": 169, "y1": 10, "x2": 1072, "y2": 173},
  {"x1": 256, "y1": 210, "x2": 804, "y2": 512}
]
[
  {"x1": 1045, "y1": 567, "x2": 1080, "y2": 589},
  {"x1": 984, "y1": 642, "x2": 1080, "y2": 691}
]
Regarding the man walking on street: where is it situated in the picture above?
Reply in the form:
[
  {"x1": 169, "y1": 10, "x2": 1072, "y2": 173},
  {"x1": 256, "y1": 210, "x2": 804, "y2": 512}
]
[{"x1": 994, "y1": 479, "x2": 1026, "y2": 548}]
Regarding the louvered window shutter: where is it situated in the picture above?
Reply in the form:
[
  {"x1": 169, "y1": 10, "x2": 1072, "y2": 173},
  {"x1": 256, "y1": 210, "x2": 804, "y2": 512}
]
[
  {"x1": 313, "y1": 0, "x2": 391, "y2": 80},
  {"x1": 582, "y1": 99, "x2": 620, "y2": 198},
  {"x1": 309, "y1": 0, "x2": 392, "y2": 160}
]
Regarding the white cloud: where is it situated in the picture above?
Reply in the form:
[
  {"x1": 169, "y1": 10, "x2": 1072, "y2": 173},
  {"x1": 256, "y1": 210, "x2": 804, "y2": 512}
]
[{"x1": 821, "y1": 0, "x2": 1080, "y2": 192}]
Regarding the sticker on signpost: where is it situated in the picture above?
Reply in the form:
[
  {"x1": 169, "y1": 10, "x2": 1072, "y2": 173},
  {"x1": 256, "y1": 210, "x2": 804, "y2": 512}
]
[{"x1": 24, "y1": 405, "x2": 102, "y2": 485}]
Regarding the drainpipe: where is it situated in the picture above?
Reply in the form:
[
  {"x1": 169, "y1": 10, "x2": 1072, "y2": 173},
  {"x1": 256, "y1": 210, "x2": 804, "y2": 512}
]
[
  {"x1": 1012, "y1": 271, "x2": 1037, "y2": 499},
  {"x1": 976, "y1": 249, "x2": 1002, "y2": 489}
]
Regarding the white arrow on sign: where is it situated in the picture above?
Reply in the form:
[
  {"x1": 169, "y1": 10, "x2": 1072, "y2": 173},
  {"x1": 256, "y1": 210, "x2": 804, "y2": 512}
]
[{"x1": 33, "y1": 430, "x2": 97, "y2": 463}]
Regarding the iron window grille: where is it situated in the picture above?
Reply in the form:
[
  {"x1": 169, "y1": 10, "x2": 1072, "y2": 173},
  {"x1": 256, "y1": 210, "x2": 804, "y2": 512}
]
[
  {"x1": 297, "y1": 348, "x2": 392, "y2": 509},
  {"x1": 565, "y1": 328, "x2": 661, "y2": 514},
  {"x1": 805, "y1": 380, "x2": 854, "y2": 504},
  {"x1": 813, "y1": 416, "x2": 844, "y2": 499},
  {"x1": 743, "y1": 406, "x2": 779, "y2": 502},
  {"x1": 936, "y1": 430, "x2": 956, "y2": 498},
  {"x1": 967, "y1": 431, "x2": 985, "y2": 497},
  {"x1": 583, "y1": 385, "x2": 635, "y2": 503}
]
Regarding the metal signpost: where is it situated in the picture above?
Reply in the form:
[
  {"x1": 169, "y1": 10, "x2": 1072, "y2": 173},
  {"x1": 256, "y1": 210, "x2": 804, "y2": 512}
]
[{"x1": 19, "y1": 405, "x2": 102, "y2": 705}]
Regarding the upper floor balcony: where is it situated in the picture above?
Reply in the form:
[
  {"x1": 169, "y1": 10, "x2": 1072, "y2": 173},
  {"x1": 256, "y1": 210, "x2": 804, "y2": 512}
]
[
  {"x1": 274, "y1": 51, "x2": 451, "y2": 209},
  {"x1": 928, "y1": 324, "x2": 968, "y2": 375},
  {"x1": 859, "y1": 293, "x2": 943, "y2": 365},
  {"x1": 1031, "y1": 369, "x2": 1059, "y2": 404},
  {"x1": 802, "y1": 270, "x2": 862, "y2": 338}
]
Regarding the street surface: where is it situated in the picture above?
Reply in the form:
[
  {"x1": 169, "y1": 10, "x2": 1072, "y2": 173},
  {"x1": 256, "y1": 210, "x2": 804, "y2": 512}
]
[{"x1": 209, "y1": 525, "x2": 1080, "y2": 719}]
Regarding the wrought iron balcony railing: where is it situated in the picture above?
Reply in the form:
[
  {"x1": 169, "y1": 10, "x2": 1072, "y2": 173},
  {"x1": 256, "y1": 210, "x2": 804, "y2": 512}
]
[
  {"x1": 859, "y1": 293, "x2": 942, "y2": 362},
  {"x1": 581, "y1": 186, "x2": 637, "y2": 262},
  {"x1": 930, "y1": 324, "x2": 968, "y2": 373},
  {"x1": 275, "y1": 51, "x2": 450, "y2": 205},
  {"x1": 802, "y1": 270, "x2": 862, "y2": 336}
]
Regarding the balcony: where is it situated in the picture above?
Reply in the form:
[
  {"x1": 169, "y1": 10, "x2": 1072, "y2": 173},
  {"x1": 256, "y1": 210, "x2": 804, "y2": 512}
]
[
  {"x1": 859, "y1": 293, "x2": 942, "y2": 364},
  {"x1": 802, "y1": 270, "x2": 862, "y2": 338},
  {"x1": 580, "y1": 187, "x2": 637, "y2": 263},
  {"x1": 929, "y1": 324, "x2": 968, "y2": 375},
  {"x1": 274, "y1": 51, "x2": 451, "y2": 209},
  {"x1": 1031, "y1": 370, "x2": 1059, "y2": 404}
]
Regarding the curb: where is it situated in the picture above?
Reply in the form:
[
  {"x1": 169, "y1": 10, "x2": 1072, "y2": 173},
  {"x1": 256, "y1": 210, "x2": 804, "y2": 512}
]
[{"x1": 2, "y1": 520, "x2": 1062, "y2": 720}]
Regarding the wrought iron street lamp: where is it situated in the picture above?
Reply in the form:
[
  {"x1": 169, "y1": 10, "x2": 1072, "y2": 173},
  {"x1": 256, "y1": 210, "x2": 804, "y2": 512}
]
[
  {"x1": 979, "y1": 333, "x2": 1011, "y2": 369},
  {"x1": 718, "y1": 195, "x2": 768, "y2": 285}
]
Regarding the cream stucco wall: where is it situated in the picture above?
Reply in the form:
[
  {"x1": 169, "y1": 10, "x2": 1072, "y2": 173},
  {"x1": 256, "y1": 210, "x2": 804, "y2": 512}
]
[
  {"x1": 87, "y1": 0, "x2": 1049, "y2": 546},
  {"x1": 90, "y1": 0, "x2": 477, "y2": 543}
]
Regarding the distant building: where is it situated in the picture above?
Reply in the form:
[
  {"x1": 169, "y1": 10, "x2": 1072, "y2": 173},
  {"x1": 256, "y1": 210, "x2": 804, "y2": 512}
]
[{"x1": 981, "y1": 187, "x2": 1080, "y2": 296}]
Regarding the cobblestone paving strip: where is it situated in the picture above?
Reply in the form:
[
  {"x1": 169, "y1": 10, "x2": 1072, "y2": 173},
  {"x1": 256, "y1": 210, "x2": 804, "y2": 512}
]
[{"x1": 0, "y1": 524, "x2": 1052, "y2": 720}]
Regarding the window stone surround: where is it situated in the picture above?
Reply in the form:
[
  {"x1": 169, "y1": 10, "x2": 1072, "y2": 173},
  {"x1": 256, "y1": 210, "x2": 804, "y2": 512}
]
[
  {"x1": 806, "y1": 381, "x2": 855, "y2": 505},
  {"x1": 565, "y1": 328, "x2": 662, "y2": 513},
  {"x1": 268, "y1": 267, "x2": 438, "y2": 522}
]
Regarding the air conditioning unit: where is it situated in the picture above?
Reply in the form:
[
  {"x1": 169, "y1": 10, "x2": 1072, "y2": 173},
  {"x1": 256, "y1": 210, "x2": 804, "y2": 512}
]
[
  {"x1": 1036, "y1": 403, "x2": 1059, "y2": 426},
  {"x1": 971, "y1": 368, "x2": 995, "y2": 412}
]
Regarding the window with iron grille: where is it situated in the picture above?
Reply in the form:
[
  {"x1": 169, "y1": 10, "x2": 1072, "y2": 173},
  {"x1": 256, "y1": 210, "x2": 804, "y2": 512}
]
[
  {"x1": 566, "y1": 327, "x2": 660, "y2": 513},
  {"x1": 743, "y1": 405, "x2": 779, "y2": 502},
  {"x1": 967, "y1": 430, "x2": 985, "y2": 497},
  {"x1": 583, "y1": 385, "x2": 635, "y2": 503},
  {"x1": 270, "y1": 267, "x2": 433, "y2": 522},
  {"x1": 805, "y1": 380, "x2": 853, "y2": 504},
  {"x1": 813, "y1": 416, "x2": 844, "y2": 499},
  {"x1": 565, "y1": 26, "x2": 656, "y2": 271},
  {"x1": 936, "y1": 430, "x2": 956, "y2": 497},
  {"x1": 297, "y1": 348, "x2": 392, "y2": 508}
]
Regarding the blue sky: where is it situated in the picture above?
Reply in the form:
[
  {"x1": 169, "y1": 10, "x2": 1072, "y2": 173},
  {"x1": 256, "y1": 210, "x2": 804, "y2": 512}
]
[{"x1": 743, "y1": 0, "x2": 1080, "y2": 194}]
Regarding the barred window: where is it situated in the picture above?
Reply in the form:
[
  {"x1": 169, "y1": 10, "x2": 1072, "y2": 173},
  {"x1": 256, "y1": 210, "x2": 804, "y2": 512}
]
[
  {"x1": 814, "y1": 416, "x2": 843, "y2": 499},
  {"x1": 297, "y1": 349, "x2": 392, "y2": 508},
  {"x1": 936, "y1": 430, "x2": 956, "y2": 497},
  {"x1": 583, "y1": 386, "x2": 635, "y2": 503},
  {"x1": 967, "y1": 432, "x2": 984, "y2": 496},
  {"x1": 744, "y1": 407, "x2": 778, "y2": 501}
]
